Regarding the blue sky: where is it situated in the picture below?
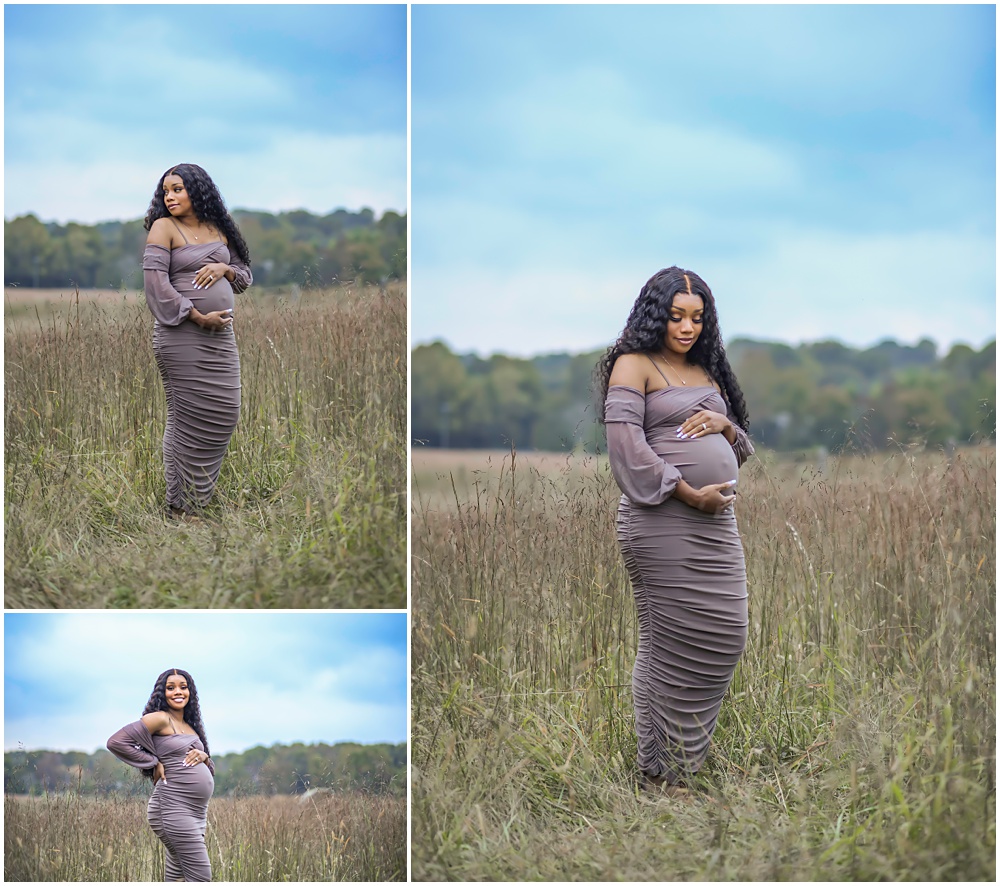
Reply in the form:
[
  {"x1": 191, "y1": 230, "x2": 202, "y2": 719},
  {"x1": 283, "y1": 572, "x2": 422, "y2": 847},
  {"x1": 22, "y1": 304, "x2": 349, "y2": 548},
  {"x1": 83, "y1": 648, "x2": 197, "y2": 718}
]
[
  {"x1": 4, "y1": 4, "x2": 406, "y2": 223},
  {"x1": 5, "y1": 613, "x2": 407, "y2": 754},
  {"x1": 412, "y1": 4, "x2": 996, "y2": 355}
]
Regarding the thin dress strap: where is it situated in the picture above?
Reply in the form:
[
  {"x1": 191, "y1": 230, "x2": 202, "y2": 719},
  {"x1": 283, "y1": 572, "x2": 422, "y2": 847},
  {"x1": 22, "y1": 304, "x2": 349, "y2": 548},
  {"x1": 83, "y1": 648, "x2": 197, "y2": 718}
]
[
  {"x1": 169, "y1": 217, "x2": 190, "y2": 244},
  {"x1": 645, "y1": 353, "x2": 672, "y2": 387}
]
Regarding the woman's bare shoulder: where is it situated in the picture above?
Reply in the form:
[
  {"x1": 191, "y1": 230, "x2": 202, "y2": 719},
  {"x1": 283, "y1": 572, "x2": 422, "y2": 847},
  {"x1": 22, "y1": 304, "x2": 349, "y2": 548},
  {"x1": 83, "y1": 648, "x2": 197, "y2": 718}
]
[
  {"x1": 146, "y1": 218, "x2": 174, "y2": 248},
  {"x1": 141, "y1": 711, "x2": 170, "y2": 734},
  {"x1": 609, "y1": 352, "x2": 651, "y2": 390}
]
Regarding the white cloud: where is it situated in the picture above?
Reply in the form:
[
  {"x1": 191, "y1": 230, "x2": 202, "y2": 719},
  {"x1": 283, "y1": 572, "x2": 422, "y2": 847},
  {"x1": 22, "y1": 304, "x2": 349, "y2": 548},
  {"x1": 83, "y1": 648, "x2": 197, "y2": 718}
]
[
  {"x1": 222, "y1": 131, "x2": 407, "y2": 215},
  {"x1": 414, "y1": 225, "x2": 996, "y2": 355},
  {"x1": 422, "y1": 65, "x2": 802, "y2": 209},
  {"x1": 709, "y1": 227, "x2": 997, "y2": 349},
  {"x1": 5, "y1": 614, "x2": 406, "y2": 754},
  {"x1": 5, "y1": 131, "x2": 406, "y2": 223}
]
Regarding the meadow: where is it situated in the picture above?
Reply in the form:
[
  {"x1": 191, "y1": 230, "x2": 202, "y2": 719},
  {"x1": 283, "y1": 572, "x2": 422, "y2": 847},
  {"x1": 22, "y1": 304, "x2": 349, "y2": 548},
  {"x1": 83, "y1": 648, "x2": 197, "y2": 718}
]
[
  {"x1": 4, "y1": 790, "x2": 406, "y2": 881},
  {"x1": 4, "y1": 285, "x2": 406, "y2": 608},
  {"x1": 411, "y1": 445, "x2": 996, "y2": 881}
]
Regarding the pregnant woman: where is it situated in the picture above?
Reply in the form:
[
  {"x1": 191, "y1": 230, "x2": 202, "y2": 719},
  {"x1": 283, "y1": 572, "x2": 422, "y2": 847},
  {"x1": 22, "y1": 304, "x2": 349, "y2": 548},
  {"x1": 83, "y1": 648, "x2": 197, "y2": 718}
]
[
  {"x1": 143, "y1": 163, "x2": 252, "y2": 519},
  {"x1": 107, "y1": 669, "x2": 215, "y2": 881},
  {"x1": 597, "y1": 266, "x2": 754, "y2": 793}
]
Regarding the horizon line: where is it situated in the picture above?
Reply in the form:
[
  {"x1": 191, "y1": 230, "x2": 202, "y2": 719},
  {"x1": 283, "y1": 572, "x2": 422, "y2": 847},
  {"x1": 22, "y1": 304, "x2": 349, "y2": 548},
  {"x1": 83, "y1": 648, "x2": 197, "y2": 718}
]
[
  {"x1": 3, "y1": 206, "x2": 409, "y2": 227},
  {"x1": 413, "y1": 334, "x2": 997, "y2": 360},
  {"x1": 5, "y1": 737, "x2": 408, "y2": 756}
]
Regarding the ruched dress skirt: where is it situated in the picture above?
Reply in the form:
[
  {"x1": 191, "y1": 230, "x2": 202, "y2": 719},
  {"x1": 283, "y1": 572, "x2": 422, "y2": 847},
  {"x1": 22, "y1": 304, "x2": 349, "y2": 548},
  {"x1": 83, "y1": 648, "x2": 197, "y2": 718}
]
[
  {"x1": 147, "y1": 733, "x2": 214, "y2": 881},
  {"x1": 143, "y1": 242, "x2": 249, "y2": 512},
  {"x1": 606, "y1": 384, "x2": 754, "y2": 784}
]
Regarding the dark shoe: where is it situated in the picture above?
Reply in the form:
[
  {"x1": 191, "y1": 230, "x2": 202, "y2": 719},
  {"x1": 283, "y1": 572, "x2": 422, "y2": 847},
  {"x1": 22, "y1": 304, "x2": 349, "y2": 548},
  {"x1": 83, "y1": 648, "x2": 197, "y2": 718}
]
[
  {"x1": 639, "y1": 771, "x2": 666, "y2": 792},
  {"x1": 639, "y1": 771, "x2": 691, "y2": 798}
]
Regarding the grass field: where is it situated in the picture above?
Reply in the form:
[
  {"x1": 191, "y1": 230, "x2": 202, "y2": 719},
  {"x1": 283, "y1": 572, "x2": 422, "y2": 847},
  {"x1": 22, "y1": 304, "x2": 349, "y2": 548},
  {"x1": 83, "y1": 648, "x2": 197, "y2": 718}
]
[
  {"x1": 4, "y1": 791, "x2": 406, "y2": 881},
  {"x1": 5, "y1": 285, "x2": 405, "y2": 608},
  {"x1": 411, "y1": 444, "x2": 996, "y2": 880}
]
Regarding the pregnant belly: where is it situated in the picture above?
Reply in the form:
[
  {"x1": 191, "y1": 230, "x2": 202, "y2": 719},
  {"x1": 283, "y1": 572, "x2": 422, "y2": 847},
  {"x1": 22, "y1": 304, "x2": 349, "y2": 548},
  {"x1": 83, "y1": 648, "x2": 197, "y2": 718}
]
[
  {"x1": 172, "y1": 277, "x2": 235, "y2": 315},
  {"x1": 162, "y1": 763, "x2": 215, "y2": 802},
  {"x1": 653, "y1": 433, "x2": 739, "y2": 491}
]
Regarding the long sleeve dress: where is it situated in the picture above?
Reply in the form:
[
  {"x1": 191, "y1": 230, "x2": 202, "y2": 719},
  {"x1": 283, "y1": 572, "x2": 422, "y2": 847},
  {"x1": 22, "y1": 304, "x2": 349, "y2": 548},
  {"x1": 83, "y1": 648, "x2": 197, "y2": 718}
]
[
  {"x1": 142, "y1": 240, "x2": 251, "y2": 512},
  {"x1": 107, "y1": 719, "x2": 215, "y2": 882},
  {"x1": 605, "y1": 383, "x2": 753, "y2": 785}
]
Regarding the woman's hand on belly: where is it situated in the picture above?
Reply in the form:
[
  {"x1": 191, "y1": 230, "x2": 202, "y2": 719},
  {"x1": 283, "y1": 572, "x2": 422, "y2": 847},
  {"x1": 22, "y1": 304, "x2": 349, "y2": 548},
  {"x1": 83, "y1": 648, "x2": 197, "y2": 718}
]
[
  {"x1": 673, "y1": 478, "x2": 738, "y2": 514},
  {"x1": 193, "y1": 262, "x2": 232, "y2": 290},
  {"x1": 183, "y1": 748, "x2": 210, "y2": 768},
  {"x1": 677, "y1": 409, "x2": 734, "y2": 443},
  {"x1": 189, "y1": 308, "x2": 234, "y2": 330}
]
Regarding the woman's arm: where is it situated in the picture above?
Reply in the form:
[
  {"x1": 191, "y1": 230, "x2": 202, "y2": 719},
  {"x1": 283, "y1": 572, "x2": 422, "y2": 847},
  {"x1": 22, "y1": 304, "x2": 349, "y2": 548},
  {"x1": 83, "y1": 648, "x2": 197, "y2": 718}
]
[
  {"x1": 107, "y1": 720, "x2": 159, "y2": 770},
  {"x1": 143, "y1": 220, "x2": 195, "y2": 326},
  {"x1": 227, "y1": 254, "x2": 252, "y2": 294},
  {"x1": 191, "y1": 255, "x2": 251, "y2": 294},
  {"x1": 183, "y1": 746, "x2": 215, "y2": 775},
  {"x1": 726, "y1": 409, "x2": 754, "y2": 467},
  {"x1": 194, "y1": 236, "x2": 251, "y2": 293},
  {"x1": 605, "y1": 385, "x2": 684, "y2": 505}
]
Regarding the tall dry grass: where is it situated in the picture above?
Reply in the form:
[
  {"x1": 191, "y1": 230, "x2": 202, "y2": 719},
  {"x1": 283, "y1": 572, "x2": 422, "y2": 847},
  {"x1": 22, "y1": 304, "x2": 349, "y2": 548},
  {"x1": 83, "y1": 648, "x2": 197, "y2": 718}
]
[
  {"x1": 5, "y1": 285, "x2": 405, "y2": 607},
  {"x1": 411, "y1": 445, "x2": 995, "y2": 880},
  {"x1": 4, "y1": 791, "x2": 406, "y2": 881}
]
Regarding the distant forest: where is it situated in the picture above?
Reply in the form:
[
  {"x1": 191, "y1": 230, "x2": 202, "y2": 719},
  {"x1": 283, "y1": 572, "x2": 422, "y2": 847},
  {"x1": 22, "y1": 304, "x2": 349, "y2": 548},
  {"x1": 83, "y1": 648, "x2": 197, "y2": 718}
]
[
  {"x1": 5, "y1": 741, "x2": 406, "y2": 798},
  {"x1": 412, "y1": 337, "x2": 996, "y2": 453},
  {"x1": 3, "y1": 207, "x2": 406, "y2": 289}
]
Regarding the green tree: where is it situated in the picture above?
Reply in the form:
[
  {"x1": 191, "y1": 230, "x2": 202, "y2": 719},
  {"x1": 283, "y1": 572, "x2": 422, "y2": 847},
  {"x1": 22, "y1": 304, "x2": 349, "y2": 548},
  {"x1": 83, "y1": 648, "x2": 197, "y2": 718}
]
[
  {"x1": 412, "y1": 342, "x2": 470, "y2": 447},
  {"x1": 4, "y1": 214, "x2": 53, "y2": 286}
]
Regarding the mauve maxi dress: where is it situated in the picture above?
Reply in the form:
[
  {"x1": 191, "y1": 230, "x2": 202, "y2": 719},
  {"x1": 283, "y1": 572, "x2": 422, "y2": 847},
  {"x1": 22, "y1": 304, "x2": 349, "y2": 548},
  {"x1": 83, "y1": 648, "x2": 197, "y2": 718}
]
[
  {"x1": 107, "y1": 720, "x2": 215, "y2": 881},
  {"x1": 142, "y1": 239, "x2": 251, "y2": 512},
  {"x1": 605, "y1": 382, "x2": 754, "y2": 785}
]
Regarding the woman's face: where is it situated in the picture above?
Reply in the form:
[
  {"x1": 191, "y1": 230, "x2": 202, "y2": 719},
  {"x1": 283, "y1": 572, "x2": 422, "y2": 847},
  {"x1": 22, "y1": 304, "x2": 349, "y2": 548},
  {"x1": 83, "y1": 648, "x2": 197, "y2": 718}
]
[
  {"x1": 662, "y1": 293, "x2": 704, "y2": 357},
  {"x1": 162, "y1": 174, "x2": 193, "y2": 218},
  {"x1": 164, "y1": 673, "x2": 191, "y2": 711}
]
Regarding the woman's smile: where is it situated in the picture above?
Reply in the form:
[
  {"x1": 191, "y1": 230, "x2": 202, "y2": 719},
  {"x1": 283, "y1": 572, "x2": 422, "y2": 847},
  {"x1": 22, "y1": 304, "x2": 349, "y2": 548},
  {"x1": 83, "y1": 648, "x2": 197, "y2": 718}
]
[
  {"x1": 664, "y1": 293, "x2": 704, "y2": 356},
  {"x1": 164, "y1": 676, "x2": 189, "y2": 709},
  {"x1": 162, "y1": 174, "x2": 192, "y2": 218}
]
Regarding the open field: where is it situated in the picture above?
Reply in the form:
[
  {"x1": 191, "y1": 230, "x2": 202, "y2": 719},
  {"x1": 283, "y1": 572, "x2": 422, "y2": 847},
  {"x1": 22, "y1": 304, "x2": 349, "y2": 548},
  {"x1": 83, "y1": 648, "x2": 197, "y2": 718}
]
[
  {"x1": 5, "y1": 286, "x2": 145, "y2": 321},
  {"x1": 5, "y1": 284, "x2": 405, "y2": 608},
  {"x1": 412, "y1": 445, "x2": 996, "y2": 880},
  {"x1": 4, "y1": 791, "x2": 406, "y2": 881}
]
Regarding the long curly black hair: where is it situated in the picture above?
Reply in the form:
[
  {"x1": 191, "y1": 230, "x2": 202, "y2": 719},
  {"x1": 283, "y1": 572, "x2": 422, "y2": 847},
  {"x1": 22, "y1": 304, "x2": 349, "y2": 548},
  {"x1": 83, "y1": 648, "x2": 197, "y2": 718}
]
[
  {"x1": 144, "y1": 163, "x2": 251, "y2": 265},
  {"x1": 140, "y1": 668, "x2": 211, "y2": 779},
  {"x1": 595, "y1": 266, "x2": 749, "y2": 430}
]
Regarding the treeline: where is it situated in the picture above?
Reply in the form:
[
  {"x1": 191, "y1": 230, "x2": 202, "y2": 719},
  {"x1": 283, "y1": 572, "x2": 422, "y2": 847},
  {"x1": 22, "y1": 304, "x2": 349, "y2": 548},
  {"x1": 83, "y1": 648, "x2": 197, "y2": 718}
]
[
  {"x1": 4, "y1": 741, "x2": 406, "y2": 798},
  {"x1": 412, "y1": 337, "x2": 996, "y2": 453},
  {"x1": 3, "y1": 207, "x2": 406, "y2": 289}
]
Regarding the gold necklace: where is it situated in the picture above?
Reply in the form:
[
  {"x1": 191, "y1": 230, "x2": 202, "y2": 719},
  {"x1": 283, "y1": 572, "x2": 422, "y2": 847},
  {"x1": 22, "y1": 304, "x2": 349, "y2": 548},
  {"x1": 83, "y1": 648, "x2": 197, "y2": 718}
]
[
  {"x1": 177, "y1": 218, "x2": 202, "y2": 241},
  {"x1": 657, "y1": 354, "x2": 691, "y2": 385}
]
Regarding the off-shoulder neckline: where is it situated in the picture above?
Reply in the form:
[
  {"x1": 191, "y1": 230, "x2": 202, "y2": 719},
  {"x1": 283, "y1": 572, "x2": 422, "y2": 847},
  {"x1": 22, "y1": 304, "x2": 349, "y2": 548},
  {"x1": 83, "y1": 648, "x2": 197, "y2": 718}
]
[
  {"x1": 608, "y1": 384, "x2": 720, "y2": 397},
  {"x1": 145, "y1": 242, "x2": 228, "y2": 252}
]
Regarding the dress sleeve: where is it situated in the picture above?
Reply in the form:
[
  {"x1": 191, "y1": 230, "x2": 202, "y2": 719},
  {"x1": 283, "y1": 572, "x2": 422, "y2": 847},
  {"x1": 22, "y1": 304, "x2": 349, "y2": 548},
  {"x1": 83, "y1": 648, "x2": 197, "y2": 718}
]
[
  {"x1": 727, "y1": 408, "x2": 754, "y2": 467},
  {"x1": 228, "y1": 254, "x2": 252, "y2": 294},
  {"x1": 142, "y1": 245, "x2": 194, "y2": 326},
  {"x1": 605, "y1": 386, "x2": 683, "y2": 506},
  {"x1": 107, "y1": 721, "x2": 158, "y2": 770}
]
